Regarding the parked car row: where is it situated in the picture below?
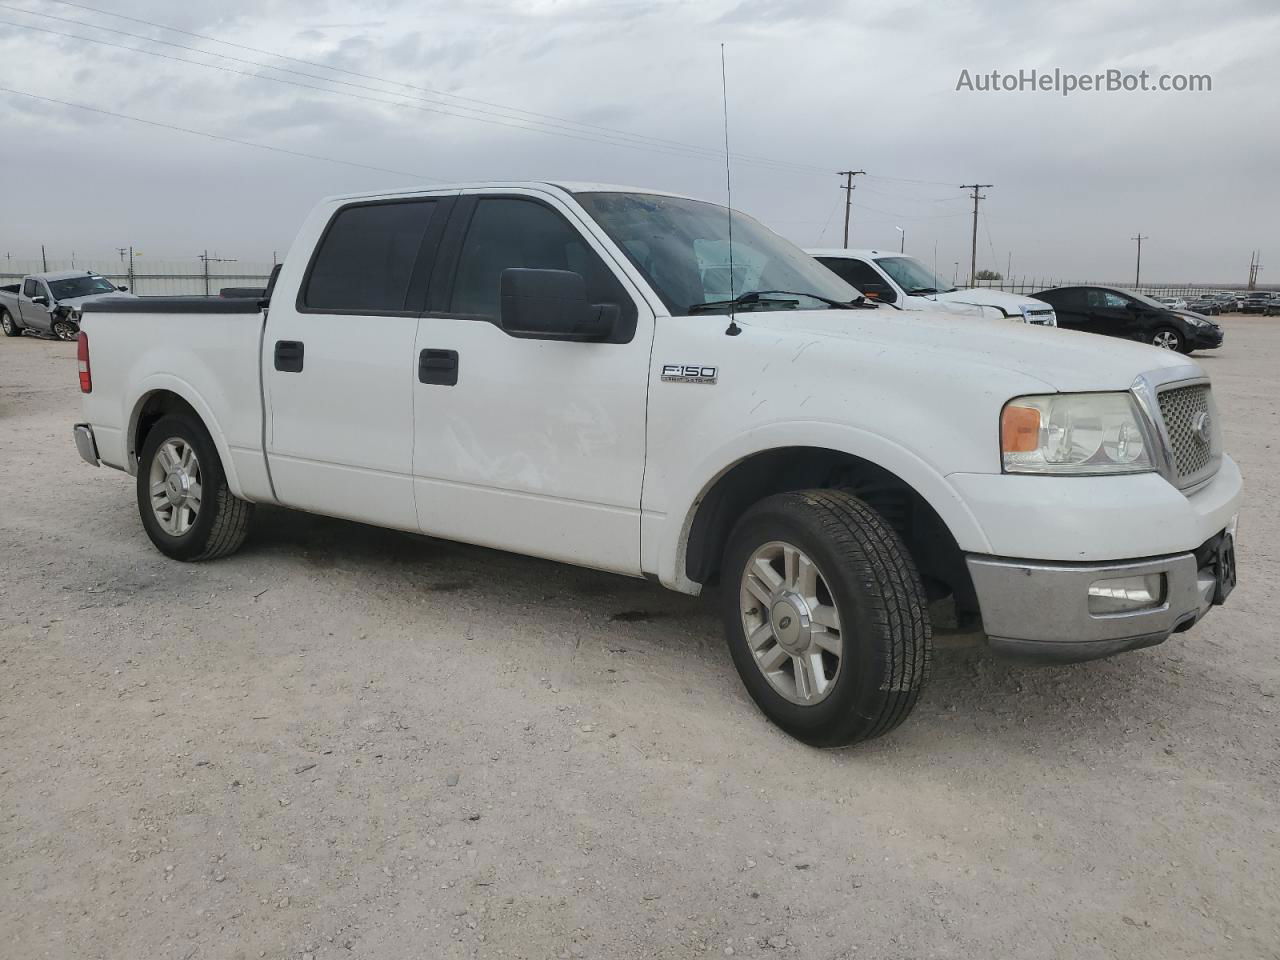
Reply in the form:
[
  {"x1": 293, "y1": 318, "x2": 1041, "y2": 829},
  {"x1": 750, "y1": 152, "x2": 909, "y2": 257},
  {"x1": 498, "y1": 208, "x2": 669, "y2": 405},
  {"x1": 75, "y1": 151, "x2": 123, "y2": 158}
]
[{"x1": 0, "y1": 270, "x2": 135, "y2": 340}]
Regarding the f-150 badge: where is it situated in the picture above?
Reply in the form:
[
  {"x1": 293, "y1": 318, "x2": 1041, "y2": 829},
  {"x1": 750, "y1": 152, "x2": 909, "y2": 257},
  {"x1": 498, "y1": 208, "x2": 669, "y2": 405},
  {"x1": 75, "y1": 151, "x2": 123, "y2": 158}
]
[{"x1": 661, "y1": 364, "x2": 718, "y2": 384}]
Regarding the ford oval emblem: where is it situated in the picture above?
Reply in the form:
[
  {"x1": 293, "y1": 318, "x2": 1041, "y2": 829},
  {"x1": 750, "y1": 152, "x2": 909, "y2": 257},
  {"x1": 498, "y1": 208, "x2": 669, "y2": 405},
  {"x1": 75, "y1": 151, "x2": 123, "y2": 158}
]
[{"x1": 1192, "y1": 410, "x2": 1211, "y2": 445}]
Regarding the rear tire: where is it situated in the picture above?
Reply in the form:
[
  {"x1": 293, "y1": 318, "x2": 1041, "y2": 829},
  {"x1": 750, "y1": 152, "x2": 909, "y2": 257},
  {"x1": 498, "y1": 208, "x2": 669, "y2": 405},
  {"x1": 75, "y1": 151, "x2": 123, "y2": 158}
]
[
  {"x1": 136, "y1": 414, "x2": 253, "y2": 561},
  {"x1": 0, "y1": 309, "x2": 21, "y2": 337},
  {"x1": 720, "y1": 489, "x2": 932, "y2": 747}
]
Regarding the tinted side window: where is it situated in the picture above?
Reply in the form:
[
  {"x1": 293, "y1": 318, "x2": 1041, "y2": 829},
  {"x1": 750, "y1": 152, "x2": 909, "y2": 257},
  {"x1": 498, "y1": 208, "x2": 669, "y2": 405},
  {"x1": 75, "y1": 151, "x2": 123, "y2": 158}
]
[
  {"x1": 22, "y1": 279, "x2": 37, "y2": 297},
  {"x1": 303, "y1": 200, "x2": 437, "y2": 312},
  {"x1": 1086, "y1": 289, "x2": 1127, "y2": 310},
  {"x1": 448, "y1": 198, "x2": 636, "y2": 338},
  {"x1": 816, "y1": 257, "x2": 887, "y2": 295},
  {"x1": 1039, "y1": 288, "x2": 1080, "y2": 309}
]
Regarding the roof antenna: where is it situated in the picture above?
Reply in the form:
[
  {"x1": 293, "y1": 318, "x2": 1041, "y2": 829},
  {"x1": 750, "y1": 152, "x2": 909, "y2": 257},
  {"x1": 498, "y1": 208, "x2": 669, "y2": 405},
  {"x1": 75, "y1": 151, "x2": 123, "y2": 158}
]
[{"x1": 720, "y1": 43, "x2": 741, "y2": 337}]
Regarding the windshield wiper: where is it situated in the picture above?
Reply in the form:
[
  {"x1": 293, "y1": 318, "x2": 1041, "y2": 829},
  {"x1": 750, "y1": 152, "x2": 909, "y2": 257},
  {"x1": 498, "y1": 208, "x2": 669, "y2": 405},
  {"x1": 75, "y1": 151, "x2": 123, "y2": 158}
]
[
  {"x1": 908, "y1": 287, "x2": 939, "y2": 296},
  {"x1": 688, "y1": 289, "x2": 860, "y2": 314}
]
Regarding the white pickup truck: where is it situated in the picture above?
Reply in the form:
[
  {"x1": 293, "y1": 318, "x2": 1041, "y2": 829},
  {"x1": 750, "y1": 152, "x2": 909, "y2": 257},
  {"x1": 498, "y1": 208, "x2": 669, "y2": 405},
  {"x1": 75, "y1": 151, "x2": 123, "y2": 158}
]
[
  {"x1": 74, "y1": 182, "x2": 1241, "y2": 746},
  {"x1": 807, "y1": 248, "x2": 1058, "y2": 325}
]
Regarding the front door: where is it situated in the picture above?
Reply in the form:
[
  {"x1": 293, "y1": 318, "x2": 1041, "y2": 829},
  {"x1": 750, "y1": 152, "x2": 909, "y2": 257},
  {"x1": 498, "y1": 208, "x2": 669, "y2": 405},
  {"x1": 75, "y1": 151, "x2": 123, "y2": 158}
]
[
  {"x1": 410, "y1": 191, "x2": 654, "y2": 575},
  {"x1": 19, "y1": 278, "x2": 51, "y2": 331},
  {"x1": 263, "y1": 194, "x2": 453, "y2": 531}
]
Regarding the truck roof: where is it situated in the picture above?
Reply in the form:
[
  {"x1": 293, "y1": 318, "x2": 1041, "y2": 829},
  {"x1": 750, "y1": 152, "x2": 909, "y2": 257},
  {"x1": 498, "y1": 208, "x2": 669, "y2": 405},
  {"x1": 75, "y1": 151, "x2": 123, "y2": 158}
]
[
  {"x1": 805, "y1": 249, "x2": 908, "y2": 260},
  {"x1": 317, "y1": 181, "x2": 700, "y2": 205},
  {"x1": 28, "y1": 269, "x2": 104, "y2": 281}
]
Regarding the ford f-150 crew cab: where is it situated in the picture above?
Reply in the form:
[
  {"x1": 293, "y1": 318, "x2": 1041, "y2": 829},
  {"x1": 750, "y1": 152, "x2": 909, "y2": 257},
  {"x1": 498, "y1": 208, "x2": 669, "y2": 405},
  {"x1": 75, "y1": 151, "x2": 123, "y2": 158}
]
[
  {"x1": 808, "y1": 248, "x2": 1058, "y2": 325},
  {"x1": 73, "y1": 182, "x2": 1242, "y2": 746},
  {"x1": 1, "y1": 270, "x2": 134, "y2": 340}
]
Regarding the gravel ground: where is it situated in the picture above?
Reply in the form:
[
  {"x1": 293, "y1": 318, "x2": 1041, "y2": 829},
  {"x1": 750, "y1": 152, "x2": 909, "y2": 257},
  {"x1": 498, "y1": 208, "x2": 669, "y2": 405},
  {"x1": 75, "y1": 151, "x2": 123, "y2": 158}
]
[{"x1": 1, "y1": 319, "x2": 1277, "y2": 960}]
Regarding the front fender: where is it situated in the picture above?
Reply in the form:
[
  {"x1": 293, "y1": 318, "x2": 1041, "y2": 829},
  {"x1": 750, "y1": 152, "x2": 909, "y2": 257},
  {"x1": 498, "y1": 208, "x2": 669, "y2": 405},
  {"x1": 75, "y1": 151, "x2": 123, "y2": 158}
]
[{"x1": 649, "y1": 419, "x2": 993, "y2": 593}]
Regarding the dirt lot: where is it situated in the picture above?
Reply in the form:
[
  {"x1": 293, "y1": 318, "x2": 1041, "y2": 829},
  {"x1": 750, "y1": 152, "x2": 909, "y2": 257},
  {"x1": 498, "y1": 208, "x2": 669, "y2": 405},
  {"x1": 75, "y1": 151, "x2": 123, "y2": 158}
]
[{"x1": 1, "y1": 320, "x2": 1277, "y2": 960}]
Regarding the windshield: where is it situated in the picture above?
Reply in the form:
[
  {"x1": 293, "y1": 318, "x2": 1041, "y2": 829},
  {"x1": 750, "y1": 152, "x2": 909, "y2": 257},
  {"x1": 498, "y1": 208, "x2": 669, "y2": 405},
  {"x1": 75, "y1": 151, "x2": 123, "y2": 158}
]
[
  {"x1": 47, "y1": 275, "x2": 118, "y2": 299},
  {"x1": 872, "y1": 256, "x2": 957, "y2": 294},
  {"x1": 575, "y1": 192, "x2": 859, "y2": 314}
]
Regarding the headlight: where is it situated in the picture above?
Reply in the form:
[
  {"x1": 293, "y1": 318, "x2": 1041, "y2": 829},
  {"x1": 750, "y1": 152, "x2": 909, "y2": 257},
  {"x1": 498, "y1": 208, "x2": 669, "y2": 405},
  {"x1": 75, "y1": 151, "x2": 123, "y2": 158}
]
[{"x1": 1001, "y1": 393, "x2": 1154, "y2": 475}]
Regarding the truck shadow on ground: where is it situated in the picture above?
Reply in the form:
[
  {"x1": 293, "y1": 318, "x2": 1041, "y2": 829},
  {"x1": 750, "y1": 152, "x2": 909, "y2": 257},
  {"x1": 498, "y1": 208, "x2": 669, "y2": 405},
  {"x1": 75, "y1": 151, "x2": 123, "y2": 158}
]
[{"x1": 244, "y1": 506, "x2": 1157, "y2": 753}]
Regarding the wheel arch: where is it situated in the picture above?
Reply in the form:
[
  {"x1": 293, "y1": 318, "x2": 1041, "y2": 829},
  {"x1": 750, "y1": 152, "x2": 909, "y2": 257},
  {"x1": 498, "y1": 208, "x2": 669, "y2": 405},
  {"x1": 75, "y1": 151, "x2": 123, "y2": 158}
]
[
  {"x1": 127, "y1": 380, "x2": 244, "y2": 497},
  {"x1": 661, "y1": 431, "x2": 989, "y2": 613}
]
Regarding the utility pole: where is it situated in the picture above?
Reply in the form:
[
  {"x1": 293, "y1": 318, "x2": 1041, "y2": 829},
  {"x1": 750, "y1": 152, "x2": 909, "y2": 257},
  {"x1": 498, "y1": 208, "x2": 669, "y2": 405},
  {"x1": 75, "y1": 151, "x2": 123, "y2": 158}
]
[
  {"x1": 198, "y1": 250, "x2": 237, "y2": 297},
  {"x1": 959, "y1": 184, "x2": 992, "y2": 286},
  {"x1": 41, "y1": 244, "x2": 48, "y2": 272},
  {"x1": 1131, "y1": 233, "x2": 1149, "y2": 288},
  {"x1": 1248, "y1": 250, "x2": 1261, "y2": 290},
  {"x1": 128, "y1": 247, "x2": 139, "y2": 291},
  {"x1": 117, "y1": 247, "x2": 128, "y2": 264},
  {"x1": 895, "y1": 225, "x2": 905, "y2": 253},
  {"x1": 837, "y1": 170, "x2": 865, "y2": 249}
]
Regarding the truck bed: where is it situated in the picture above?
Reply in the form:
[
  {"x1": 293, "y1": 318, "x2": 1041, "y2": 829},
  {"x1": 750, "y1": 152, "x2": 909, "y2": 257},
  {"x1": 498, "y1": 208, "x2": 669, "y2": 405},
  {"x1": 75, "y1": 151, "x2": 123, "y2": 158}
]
[{"x1": 78, "y1": 298, "x2": 272, "y2": 500}]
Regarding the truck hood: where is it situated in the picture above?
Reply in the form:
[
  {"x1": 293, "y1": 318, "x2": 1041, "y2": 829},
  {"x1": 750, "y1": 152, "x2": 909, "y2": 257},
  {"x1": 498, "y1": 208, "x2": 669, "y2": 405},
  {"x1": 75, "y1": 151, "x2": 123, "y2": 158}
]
[
  {"x1": 736, "y1": 307, "x2": 1200, "y2": 393},
  {"x1": 933, "y1": 287, "x2": 1053, "y2": 316},
  {"x1": 58, "y1": 292, "x2": 138, "y2": 309}
]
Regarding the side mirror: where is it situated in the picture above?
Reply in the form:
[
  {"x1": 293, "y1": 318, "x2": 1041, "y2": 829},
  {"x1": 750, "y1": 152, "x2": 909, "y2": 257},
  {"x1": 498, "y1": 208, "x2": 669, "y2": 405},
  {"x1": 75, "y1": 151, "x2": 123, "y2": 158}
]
[
  {"x1": 117, "y1": 285, "x2": 129, "y2": 292},
  {"x1": 31, "y1": 295, "x2": 49, "y2": 306},
  {"x1": 499, "y1": 268, "x2": 615, "y2": 340}
]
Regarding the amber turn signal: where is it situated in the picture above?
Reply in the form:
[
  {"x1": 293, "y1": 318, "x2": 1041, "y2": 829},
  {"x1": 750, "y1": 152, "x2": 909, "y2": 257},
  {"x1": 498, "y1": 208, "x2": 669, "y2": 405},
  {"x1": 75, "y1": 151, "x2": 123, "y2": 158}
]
[{"x1": 1001, "y1": 403, "x2": 1040, "y2": 453}]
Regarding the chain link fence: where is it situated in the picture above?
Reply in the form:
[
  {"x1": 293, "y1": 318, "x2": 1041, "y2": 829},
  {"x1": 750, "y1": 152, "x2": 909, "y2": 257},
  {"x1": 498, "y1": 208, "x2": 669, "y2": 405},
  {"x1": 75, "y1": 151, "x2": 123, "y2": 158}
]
[
  {"x1": 0, "y1": 258, "x2": 275, "y2": 297},
  {"x1": 3, "y1": 257, "x2": 1272, "y2": 301}
]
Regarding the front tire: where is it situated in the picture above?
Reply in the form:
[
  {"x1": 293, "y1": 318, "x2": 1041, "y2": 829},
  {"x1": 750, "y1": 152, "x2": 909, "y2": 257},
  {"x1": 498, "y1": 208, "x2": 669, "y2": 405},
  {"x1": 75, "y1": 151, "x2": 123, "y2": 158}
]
[
  {"x1": 721, "y1": 490, "x2": 931, "y2": 747},
  {"x1": 0, "y1": 309, "x2": 21, "y2": 337},
  {"x1": 52, "y1": 317, "x2": 79, "y2": 341},
  {"x1": 137, "y1": 414, "x2": 253, "y2": 561},
  {"x1": 1151, "y1": 327, "x2": 1185, "y2": 352}
]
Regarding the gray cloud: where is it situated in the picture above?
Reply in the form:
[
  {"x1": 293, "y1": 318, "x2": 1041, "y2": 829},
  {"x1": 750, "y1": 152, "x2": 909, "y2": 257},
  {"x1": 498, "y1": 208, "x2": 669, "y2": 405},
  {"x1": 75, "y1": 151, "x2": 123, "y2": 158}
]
[{"x1": 0, "y1": 0, "x2": 1275, "y2": 283}]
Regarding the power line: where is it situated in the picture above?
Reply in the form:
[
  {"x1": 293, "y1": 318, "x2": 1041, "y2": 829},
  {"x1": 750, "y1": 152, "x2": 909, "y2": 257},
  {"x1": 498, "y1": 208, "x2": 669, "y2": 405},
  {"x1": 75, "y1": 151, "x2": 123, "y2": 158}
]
[
  {"x1": 863, "y1": 173, "x2": 964, "y2": 188},
  {"x1": 19, "y1": 0, "x2": 836, "y2": 178},
  {"x1": 4, "y1": 16, "x2": 826, "y2": 171},
  {"x1": 0, "y1": 84, "x2": 440, "y2": 180}
]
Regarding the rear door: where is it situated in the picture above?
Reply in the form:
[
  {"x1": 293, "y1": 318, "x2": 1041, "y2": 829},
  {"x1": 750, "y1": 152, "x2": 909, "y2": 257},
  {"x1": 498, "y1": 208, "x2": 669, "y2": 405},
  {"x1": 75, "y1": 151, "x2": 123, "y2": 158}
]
[
  {"x1": 262, "y1": 194, "x2": 454, "y2": 531},
  {"x1": 409, "y1": 190, "x2": 654, "y2": 575},
  {"x1": 1040, "y1": 288, "x2": 1085, "y2": 331}
]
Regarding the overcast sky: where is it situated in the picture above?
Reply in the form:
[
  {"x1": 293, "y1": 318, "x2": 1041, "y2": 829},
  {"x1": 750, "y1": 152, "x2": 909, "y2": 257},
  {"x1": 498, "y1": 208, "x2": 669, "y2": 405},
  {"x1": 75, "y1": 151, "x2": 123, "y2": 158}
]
[{"x1": 1, "y1": 0, "x2": 1276, "y2": 282}]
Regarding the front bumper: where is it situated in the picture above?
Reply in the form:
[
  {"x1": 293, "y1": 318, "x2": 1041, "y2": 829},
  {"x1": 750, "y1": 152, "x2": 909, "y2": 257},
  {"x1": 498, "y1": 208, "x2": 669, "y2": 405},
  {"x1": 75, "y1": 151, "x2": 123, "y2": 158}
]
[
  {"x1": 73, "y1": 423, "x2": 100, "y2": 467},
  {"x1": 1189, "y1": 325, "x2": 1225, "y2": 349},
  {"x1": 966, "y1": 525, "x2": 1235, "y2": 663}
]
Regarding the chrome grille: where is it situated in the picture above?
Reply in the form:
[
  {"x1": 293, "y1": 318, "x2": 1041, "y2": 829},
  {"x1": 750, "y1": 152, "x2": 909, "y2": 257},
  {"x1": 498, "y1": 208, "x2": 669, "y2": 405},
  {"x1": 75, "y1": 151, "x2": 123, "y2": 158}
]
[{"x1": 1157, "y1": 383, "x2": 1216, "y2": 485}]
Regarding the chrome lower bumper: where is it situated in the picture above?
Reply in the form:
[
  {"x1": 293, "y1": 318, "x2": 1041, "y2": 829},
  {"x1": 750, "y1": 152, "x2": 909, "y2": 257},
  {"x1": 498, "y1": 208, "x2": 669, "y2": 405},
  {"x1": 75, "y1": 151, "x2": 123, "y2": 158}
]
[
  {"x1": 73, "y1": 423, "x2": 100, "y2": 467},
  {"x1": 966, "y1": 546, "x2": 1223, "y2": 663}
]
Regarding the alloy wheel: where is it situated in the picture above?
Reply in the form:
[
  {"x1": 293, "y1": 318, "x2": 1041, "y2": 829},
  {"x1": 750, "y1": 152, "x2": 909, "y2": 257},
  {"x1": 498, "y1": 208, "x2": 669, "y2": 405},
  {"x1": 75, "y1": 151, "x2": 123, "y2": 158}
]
[
  {"x1": 148, "y1": 438, "x2": 203, "y2": 536},
  {"x1": 739, "y1": 540, "x2": 844, "y2": 705},
  {"x1": 1152, "y1": 331, "x2": 1180, "y2": 350}
]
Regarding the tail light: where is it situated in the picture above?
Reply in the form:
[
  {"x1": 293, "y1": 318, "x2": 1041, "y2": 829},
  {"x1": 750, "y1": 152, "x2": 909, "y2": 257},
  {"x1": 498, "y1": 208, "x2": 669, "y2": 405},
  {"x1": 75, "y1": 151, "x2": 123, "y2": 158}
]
[{"x1": 77, "y1": 332, "x2": 92, "y2": 393}]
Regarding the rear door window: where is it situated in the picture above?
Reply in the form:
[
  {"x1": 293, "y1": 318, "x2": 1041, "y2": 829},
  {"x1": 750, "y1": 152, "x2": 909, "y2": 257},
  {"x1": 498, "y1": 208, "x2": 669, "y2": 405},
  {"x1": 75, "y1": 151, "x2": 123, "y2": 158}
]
[{"x1": 302, "y1": 200, "x2": 440, "y2": 313}]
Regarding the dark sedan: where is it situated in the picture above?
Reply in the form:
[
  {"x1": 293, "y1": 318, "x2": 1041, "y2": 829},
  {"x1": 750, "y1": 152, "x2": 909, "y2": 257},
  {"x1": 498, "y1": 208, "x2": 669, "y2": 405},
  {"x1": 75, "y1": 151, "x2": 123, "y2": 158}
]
[{"x1": 1032, "y1": 285, "x2": 1224, "y2": 354}]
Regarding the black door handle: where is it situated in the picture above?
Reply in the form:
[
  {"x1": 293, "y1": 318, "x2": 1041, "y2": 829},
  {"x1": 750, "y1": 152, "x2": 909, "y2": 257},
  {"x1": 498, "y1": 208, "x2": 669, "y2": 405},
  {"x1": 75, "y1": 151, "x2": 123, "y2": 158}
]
[
  {"x1": 274, "y1": 340, "x2": 304, "y2": 372},
  {"x1": 419, "y1": 348, "x2": 458, "y2": 385}
]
